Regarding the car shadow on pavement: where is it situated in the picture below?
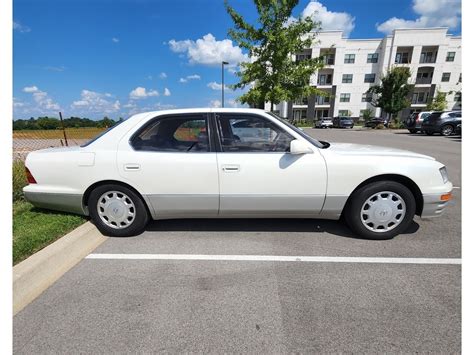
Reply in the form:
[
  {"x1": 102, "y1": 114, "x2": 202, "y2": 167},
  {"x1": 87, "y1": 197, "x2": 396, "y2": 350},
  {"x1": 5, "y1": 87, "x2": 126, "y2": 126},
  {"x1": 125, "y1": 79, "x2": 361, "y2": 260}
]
[{"x1": 144, "y1": 218, "x2": 420, "y2": 240}]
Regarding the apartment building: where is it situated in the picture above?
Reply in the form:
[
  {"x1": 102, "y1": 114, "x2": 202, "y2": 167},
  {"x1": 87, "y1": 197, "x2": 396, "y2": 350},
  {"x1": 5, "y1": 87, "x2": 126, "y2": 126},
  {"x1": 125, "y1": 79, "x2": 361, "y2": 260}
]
[{"x1": 269, "y1": 28, "x2": 462, "y2": 121}]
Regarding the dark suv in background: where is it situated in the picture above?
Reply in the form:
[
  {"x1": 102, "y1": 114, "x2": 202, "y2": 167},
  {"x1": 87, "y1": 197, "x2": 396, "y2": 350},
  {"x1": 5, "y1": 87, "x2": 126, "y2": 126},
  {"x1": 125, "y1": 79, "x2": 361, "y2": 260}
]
[
  {"x1": 421, "y1": 111, "x2": 462, "y2": 136},
  {"x1": 332, "y1": 117, "x2": 354, "y2": 128},
  {"x1": 404, "y1": 111, "x2": 432, "y2": 133}
]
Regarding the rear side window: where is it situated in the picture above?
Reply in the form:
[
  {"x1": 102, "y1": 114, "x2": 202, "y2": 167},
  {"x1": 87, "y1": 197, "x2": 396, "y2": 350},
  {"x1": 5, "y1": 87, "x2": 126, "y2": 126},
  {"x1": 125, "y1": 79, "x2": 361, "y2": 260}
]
[
  {"x1": 131, "y1": 114, "x2": 209, "y2": 152},
  {"x1": 216, "y1": 114, "x2": 294, "y2": 153}
]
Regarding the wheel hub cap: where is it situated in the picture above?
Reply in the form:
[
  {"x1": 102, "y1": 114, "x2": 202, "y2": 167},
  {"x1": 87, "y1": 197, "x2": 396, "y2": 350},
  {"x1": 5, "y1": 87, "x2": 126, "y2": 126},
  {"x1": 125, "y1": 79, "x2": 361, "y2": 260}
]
[
  {"x1": 97, "y1": 191, "x2": 136, "y2": 229},
  {"x1": 360, "y1": 191, "x2": 406, "y2": 232}
]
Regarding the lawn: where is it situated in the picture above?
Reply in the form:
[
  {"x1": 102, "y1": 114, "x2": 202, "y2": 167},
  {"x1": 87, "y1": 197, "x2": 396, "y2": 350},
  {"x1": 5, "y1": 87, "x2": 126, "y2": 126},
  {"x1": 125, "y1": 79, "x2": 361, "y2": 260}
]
[{"x1": 13, "y1": 201, "x2": 85, "y2": 265}]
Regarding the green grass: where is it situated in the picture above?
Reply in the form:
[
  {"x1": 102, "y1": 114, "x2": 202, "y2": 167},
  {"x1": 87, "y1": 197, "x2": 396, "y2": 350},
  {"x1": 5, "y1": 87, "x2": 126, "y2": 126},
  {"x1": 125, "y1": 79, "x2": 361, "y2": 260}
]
[{"x1": 13, "y1": 200, "x2": 85, "y2": 265}]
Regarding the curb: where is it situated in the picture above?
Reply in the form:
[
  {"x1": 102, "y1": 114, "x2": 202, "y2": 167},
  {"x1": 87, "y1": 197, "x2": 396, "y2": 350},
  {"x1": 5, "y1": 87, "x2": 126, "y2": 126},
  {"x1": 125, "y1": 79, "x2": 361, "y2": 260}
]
[{"x1": 13, "y1": 221, "x2": 107, "y2": 315}]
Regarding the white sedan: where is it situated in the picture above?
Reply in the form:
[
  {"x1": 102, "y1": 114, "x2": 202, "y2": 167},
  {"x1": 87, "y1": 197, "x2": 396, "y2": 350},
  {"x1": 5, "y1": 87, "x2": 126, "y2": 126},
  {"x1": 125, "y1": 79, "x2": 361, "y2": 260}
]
[{"x1": 24, "y1": 108, "x2": 452, "y2": 240}]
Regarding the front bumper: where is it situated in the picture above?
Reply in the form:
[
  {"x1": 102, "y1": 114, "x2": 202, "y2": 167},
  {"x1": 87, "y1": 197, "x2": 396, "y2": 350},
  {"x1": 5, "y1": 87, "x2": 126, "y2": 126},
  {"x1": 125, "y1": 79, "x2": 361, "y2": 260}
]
[
  {"x1": 24, "y1": 190, "x2": 87, "y2": 215},
  {"x1": 421, "y1": 190, "x2": 453, "y2": 219}
]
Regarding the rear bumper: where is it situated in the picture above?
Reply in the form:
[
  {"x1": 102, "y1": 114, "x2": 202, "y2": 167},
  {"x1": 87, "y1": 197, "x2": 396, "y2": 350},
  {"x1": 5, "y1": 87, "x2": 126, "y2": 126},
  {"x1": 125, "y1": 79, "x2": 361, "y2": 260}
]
[
  {"x1": 24, "y1": 190, "x2": 87, "y2": 216},
  {"x1": 421, "y1": 191, "x2": 452, "y2": 219}
]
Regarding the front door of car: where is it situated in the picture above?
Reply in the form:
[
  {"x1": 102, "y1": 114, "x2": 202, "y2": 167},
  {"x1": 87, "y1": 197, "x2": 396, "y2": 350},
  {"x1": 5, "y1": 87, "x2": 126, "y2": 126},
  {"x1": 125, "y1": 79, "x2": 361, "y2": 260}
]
[
  {"x1": 215, "y1": 113, "x2": 327, "y2": 217},
  {"x1": 117, "y1": 112, "x2": 219, "y2": 218}
]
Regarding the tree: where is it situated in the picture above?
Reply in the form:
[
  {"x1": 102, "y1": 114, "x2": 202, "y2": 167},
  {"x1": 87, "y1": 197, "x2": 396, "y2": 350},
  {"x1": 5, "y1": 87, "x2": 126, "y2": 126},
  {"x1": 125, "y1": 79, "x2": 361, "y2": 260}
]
[
  {"x1": 426, "y1": 90, "x2": 448, "y2": 111},
  {"x1": 367, "y1": 66, "x2": 414, "y2": 122},
  {"x1": 225, "y1": 0, "x2": 325, "y2": 110}
]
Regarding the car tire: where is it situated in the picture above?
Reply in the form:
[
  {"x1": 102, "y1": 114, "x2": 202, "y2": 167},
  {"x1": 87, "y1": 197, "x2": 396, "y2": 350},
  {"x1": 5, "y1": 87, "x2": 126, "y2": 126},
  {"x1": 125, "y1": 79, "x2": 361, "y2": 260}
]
[
  {"x1": 408, "y1": 129, "x2": 417, "y2": 134},
  {"x1": 441, "y1": 124, "x2": 454, "y2": 136},
  {"x1": 344, "y1": 181, "x2": 416, "y2": 240},
  {"x1": 88, "y1": 184, "x2": 150, "y2": 237}
]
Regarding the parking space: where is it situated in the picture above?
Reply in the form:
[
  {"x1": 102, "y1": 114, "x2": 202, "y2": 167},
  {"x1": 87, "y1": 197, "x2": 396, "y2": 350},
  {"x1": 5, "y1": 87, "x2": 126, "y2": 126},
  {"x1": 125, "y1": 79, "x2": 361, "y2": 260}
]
[{"x1": 14, "y1": 129, "x2": 461, "y2": 353}]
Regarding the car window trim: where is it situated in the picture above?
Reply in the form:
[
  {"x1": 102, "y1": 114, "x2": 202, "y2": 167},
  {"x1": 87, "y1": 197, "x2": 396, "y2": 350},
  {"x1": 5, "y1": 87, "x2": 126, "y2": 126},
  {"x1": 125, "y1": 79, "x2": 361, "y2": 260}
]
[{"x1": 128, "y1": 112, "x2": 215, "y2": 153}]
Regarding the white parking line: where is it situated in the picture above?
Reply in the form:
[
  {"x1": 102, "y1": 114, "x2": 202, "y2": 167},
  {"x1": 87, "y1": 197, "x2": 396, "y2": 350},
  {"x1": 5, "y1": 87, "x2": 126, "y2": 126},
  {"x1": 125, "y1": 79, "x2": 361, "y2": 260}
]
[
  {"x1": 86, "y1": 254, "x2": 461, "y2": 265},
  {"x1": 453, "y1": 186, "x2": 461, "y2": 189}
]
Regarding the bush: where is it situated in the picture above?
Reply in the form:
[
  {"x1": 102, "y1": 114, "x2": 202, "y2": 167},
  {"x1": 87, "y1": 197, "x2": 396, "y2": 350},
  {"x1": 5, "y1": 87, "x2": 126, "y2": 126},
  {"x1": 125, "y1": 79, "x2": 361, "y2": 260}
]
[{"x1": 13, "y1": 160, "x2": 27, "y2": 202}]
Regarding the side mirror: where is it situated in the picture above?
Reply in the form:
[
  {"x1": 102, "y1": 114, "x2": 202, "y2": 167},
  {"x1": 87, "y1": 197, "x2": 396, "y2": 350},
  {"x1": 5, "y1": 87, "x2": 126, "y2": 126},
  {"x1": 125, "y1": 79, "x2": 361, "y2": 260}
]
[{"x1": 290, "y1": 139, "x2": 313, "y2": 155}]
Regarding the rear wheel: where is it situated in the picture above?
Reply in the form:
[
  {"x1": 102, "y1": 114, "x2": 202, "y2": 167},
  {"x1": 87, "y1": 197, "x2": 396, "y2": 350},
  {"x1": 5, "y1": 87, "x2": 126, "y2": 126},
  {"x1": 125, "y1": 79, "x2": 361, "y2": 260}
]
[
  {"x1": 344, "y1": 181, "x2": 416, "y2": 240},
  {"x1": 408, "y1": 129, "x2": 417, "y2": 134},
  {"x1": 88, "y1": 184, "x2": 150, "y2": 237},
  {"x1": 441, "y1": 124, "x2": 454, "y2": 136}
]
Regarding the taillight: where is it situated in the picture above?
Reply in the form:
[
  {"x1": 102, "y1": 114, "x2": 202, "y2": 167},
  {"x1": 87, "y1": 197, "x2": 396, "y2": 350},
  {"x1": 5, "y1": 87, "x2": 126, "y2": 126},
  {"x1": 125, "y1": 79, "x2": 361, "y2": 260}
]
[
  {"x1": 416, "y1": 114, "x2": 421, "y2": 122},
  {"x1": 25, "y1": 167, "x2": 37, "y2": 184}
]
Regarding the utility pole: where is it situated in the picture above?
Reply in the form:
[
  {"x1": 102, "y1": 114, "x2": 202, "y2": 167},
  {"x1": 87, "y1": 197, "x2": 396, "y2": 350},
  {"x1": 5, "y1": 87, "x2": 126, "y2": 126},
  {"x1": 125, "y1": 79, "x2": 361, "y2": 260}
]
[
  {"x1": 221, "y1": 61, "x2": 229, "y2": 107},
  {"x1": 59, "y1": 111, "x2": 68, "y2": 146}
]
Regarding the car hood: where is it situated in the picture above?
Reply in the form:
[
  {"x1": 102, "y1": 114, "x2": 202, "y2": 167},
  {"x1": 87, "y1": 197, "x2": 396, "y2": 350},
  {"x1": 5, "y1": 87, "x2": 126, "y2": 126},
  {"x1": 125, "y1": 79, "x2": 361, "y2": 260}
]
[{"x1": 326, "y1": 142, "x2": 435, "y2": 160}]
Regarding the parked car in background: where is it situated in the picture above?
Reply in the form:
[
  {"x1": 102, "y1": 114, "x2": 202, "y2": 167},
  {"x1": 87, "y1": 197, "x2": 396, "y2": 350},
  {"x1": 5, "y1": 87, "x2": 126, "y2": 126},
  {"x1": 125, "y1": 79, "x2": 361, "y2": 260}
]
[
  {"x1": 333, "y1": 117, "x2": 354, "y2": 129},
  {"x1": 314, "y1": 117, "x2": 333, "y2": 129},
  {"x1": 421, "y1": 111, "x2": 462, "y2": 136},
  {"x1": 365, "y1": 117, "x2": 389, "y2": 128},
  {"x1": 404, "y1": 111, "x2": 433, "y2": 133},
  {"x1": 24, "y1": 108, "x2": 452, "y2": 240}
]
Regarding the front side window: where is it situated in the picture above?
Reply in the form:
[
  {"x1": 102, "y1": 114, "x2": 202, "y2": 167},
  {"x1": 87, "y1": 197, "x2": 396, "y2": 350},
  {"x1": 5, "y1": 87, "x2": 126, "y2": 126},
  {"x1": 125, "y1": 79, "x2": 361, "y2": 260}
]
[
  {"x1": 216, "y1": 114, "x2": 294, "y2": 153},
  {"x1": 340, "y1": 93, "x2": 351, "y2": 102},
  {"x1": 342, "y1": 74, "x2": 353, "y2": 83},
  {"x1": 131, "y1": 114, "x2": 209, "y2": 152},
  {"x1": 344, "y1": 54, "x2": 355, "y2": 64}
]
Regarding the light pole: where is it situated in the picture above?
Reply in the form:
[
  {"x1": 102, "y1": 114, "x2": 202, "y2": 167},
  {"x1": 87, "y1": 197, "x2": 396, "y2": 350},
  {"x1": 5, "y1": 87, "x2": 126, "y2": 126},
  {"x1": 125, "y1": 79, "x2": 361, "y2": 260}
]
[{"x1": 221, "y1": 61, "x2": 229, "y2": 107}]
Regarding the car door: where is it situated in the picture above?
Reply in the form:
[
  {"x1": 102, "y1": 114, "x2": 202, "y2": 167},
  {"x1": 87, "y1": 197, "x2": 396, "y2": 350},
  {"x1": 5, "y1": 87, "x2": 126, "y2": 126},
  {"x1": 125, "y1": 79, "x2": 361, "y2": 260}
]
[
  {"x1": 116, "y1": 112, "x2": 219, "y2": 218},
  {"x1": 214, "y1": 112, "x2": 327, "y2": 217}
]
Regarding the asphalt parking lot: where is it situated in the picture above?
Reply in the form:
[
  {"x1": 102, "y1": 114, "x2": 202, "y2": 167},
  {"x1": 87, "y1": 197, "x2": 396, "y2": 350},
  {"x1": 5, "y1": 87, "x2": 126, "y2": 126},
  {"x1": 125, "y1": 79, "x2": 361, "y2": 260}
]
[{"x1": 14, "y1": 129, "x2": 461, "y2": 353}]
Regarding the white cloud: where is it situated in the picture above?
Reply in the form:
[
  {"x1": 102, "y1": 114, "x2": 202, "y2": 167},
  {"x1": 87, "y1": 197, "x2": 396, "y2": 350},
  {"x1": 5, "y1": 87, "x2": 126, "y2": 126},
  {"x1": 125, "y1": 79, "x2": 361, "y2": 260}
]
[
  {"x1": 169, "y1": 33, "x2": 248, "y2": 66},
  {"x1": 13, "y1": 21, "x2": 31, "y2": 33},
  {"x1": 377, "y1": 0, "x2": 461, "y2": 34},
  {"x1": 179, "y1": 74, "x2": 201, "y2": 83},
  {"x1": 159, "y1": 72, "x2": 167, "y2": 79},
  {"x1": 23, "y1": 86, "x2": 39, "y2": 93},
  {"x1": 112, "y1": 37, "x2": 119, "y2": 43},
  {"x1": 129, "y1": 87, "x2": 160, "y2": 100},
  {"x1": 163, "y1": 88, "x2": 171, "y2": 96},
  {"x1": 44, "y1": 66, "x2": 66, "y2": 72},
  {"x1": 71, "y1": 90, "x2": 120, "y2": 114},
  {"x1": 22, "y1": 86, "x2": 61, "y2": 112},
  {"x1": 209, "y1": 100, "x2": 221, "y2": 108},
  {"x1": 289, "y1": 1, "x2": 355, "y2": 36},
  {"x1": 207, "y1": 81, "x2": 229, "y2": 91}
]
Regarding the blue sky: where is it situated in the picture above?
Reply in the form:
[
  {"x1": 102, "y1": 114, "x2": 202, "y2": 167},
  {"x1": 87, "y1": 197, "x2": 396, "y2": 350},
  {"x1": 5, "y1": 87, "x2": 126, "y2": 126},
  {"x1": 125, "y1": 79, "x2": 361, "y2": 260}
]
[{"x1": 13, "y1": 0, "x2": 462, "y2": 119}]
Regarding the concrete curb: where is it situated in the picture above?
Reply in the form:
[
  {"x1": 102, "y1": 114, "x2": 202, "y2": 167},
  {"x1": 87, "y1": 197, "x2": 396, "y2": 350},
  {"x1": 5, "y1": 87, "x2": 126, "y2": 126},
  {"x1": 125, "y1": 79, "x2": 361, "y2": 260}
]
[{"x1": 13, "y1": 221, "x2": 107, "y2": 315}]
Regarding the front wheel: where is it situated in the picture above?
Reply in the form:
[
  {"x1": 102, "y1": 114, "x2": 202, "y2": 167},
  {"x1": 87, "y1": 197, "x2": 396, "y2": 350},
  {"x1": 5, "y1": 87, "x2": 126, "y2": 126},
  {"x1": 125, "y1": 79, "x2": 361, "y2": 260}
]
[
  {"x1": 441, "y1": 124, "x2": 454, "y2": 136},
  {"x1": 344, "y1": 181, "x2": 416, "y2": 240},
  {"x1": 408, "y1": 129, "x2": 417, "y2": 134},
  {"x1": 88, "y1": 184, "x2": 150, "y2": 237}
]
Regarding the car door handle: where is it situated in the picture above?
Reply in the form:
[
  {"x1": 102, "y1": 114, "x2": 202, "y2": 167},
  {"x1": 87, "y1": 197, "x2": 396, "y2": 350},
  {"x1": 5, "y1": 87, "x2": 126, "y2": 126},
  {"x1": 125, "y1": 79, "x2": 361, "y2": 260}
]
[
  {"x1": 124, "y1": 163, "x2": 141, "y2": 171},
  {"x1": 222, "y1": 164, "x2": 240, "y2": 172}
]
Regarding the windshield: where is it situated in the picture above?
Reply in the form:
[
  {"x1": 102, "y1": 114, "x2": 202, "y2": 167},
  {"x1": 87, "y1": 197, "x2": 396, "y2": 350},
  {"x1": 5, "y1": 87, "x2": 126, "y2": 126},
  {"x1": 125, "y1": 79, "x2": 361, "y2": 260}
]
[
  {"x1": 81, "y1": 118, "x2": 128, "y2": 147},
  {"x1": 267, "y1": 112, "x2": 325, "y2": 149}
]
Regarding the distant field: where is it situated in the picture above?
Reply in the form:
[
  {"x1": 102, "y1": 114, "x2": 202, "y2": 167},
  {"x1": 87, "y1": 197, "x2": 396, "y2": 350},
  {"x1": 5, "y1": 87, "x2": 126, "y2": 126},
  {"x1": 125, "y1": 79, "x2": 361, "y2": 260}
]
[{"x1": 13, "y1": 127, "x2": 106, "y2": 139}]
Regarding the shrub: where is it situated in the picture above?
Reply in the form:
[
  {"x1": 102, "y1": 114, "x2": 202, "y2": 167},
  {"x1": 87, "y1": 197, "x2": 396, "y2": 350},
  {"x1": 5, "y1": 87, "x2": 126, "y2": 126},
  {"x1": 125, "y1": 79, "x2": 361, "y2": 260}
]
[{"x1": 13, "y1": 160, "x2": 27, "y2": 202}]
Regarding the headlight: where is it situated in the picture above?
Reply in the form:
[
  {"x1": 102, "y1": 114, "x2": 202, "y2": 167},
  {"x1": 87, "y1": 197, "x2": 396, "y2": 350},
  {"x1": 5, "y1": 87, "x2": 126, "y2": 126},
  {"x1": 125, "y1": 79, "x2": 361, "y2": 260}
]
[{"x1": 439, "y1": 167, "x2": 449, "y2": 184}]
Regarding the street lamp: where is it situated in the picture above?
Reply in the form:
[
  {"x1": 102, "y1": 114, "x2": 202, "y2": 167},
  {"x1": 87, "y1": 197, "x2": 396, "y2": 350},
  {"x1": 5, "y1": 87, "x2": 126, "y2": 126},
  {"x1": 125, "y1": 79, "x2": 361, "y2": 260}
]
[{"x1": 221, "y1": 61, "x2": 229, "y2": 107}]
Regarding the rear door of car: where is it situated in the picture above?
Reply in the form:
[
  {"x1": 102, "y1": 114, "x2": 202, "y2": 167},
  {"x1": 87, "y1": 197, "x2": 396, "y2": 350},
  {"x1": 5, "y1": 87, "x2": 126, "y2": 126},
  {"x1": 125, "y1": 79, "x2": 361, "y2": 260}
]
[
  {"x1": 116, "y1": 111, "x2": 219, "y2": 218},
  {"x1": 213, "y1": 111, "x2": 327, "y2": 217}
]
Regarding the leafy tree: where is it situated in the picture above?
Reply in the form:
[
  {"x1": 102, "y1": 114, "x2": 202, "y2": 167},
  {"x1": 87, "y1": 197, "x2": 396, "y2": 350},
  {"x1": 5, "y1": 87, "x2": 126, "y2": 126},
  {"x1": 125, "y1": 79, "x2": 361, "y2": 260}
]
[
  {"x1": 367, "y1": 66, "x2": 414, "y2": 122},
  {"x1": 427, "y1": 90, "x2": 448, "y2": 111},
  {"x1": 360, "y1": 108, "x2": 373, "y2": 122},
  {"x1": 225, "y1": 0, "x2": 325, "y2": 110}
]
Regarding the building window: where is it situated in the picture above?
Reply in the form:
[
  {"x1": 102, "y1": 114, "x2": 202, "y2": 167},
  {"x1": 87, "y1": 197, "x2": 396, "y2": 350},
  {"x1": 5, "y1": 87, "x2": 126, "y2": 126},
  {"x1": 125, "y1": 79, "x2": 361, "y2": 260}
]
[
  {"x1": 294, "y1": 96, "x2": 308, "y2": 105},
  {"x1": 344, "y1": 54, "x2": 355, "y2": 64},
  {"x1": 412, "y1": 92, "x2": 426, "y2": 104},
  {"x1": 342, "y1": 74, "x2": 353, "y2": 83},
  {"x1": 441, "y1": 72, "x2": 451, "y2": 82},
  {"x1": 318, "y1": 74, "x2": 332, "y2": 85},
  {"x1": 454, "y1": 92, "x2": 462, "y2": 102},
  {"x1": 296, "y1": 53, "x2": 311, "y2": 62},
  {"x1": 367, "y1": 53, "x2": 378, "y2": 63},
  {"x1": 322, "y1": 53, "x2": 335, "y2": 65},
  {"x1": 316, "y1": 95, "x2": 330, "y2": 105},
  {"x1": 420, "y1": 52, "x2": 437, "y2": 63},
  {"x1": 364, "y1": 73, "x2": 376, "y2": 83},
  {"x1": 446, "y1": 52, "x2": 456, "y2": 62},
  {"x1": 338, "y1": 110, "x2": 350, "y2": 117},
  {"x1": 395, "y1": 52, "x2": 410, "y2": 64},
  {"x1": 361, "y1": 93, "x2": 372, "y2": 102},
  {"x1": 340, "y1": 93, "x2": 350, "y2": 102}
]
